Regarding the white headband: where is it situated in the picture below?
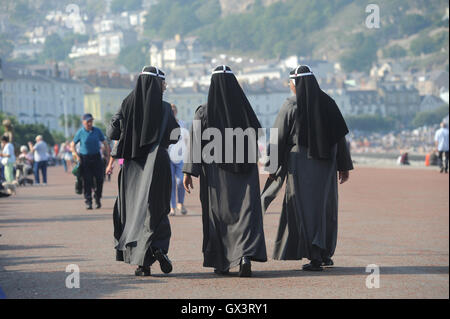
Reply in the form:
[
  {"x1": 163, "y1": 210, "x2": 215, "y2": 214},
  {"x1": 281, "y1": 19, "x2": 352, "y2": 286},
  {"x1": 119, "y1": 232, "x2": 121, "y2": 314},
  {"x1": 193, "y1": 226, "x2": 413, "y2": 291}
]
[
  {"x1": 289, "y1": 65, "x2": 314, "y2": 79},
  {"x1": 212, "y1": 65, "x2": 233, "y2": 75},
  {"x1": 140, "y1": 66, "x2": 165, "y2": 79}
]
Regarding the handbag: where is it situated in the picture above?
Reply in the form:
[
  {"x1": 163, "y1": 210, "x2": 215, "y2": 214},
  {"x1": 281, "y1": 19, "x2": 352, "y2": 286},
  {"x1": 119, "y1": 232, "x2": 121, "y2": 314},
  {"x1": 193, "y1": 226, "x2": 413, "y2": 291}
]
[{"x1": 72, "y1": 163, "x2": 81, "y2": 177}]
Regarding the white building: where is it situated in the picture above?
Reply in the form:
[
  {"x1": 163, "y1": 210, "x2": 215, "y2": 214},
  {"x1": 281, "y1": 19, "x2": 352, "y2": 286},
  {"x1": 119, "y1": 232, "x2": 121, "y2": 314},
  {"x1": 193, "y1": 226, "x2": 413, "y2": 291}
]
[
  {"x1": 98, "y1": 30, "x2": 137, "y2": 57},
  {"x1": 236, "y1": 67, "x2": 282, "y2": 84},
  {"x1": 69, "y1": 40, "x2": 100, "y2": 59},
  {"x1": 164, "y1": 85, "x2": 207, "y2": 122},
  {"x1": 243, "y1": 81, "x2": 290, "y2": 128},
  {"x1": 98, "y1": 32, "x2": 123, "y2": 56},
  {"x1": 325, "y1": 88, "x2": 386, "y2": 117},
  {"x1": 149, "y1": 35, "x2": 204, "y2": 69},
  {"x1": 0, "y1": 63, "x2": 84, "y2": 134}
]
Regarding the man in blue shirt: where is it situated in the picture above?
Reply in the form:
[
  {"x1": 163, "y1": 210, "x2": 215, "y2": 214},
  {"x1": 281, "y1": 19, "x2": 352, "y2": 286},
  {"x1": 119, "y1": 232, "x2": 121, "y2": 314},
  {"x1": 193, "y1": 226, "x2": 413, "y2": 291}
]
[{"x1": 71, "y1": 114, "x2": 110, "y2": 210}]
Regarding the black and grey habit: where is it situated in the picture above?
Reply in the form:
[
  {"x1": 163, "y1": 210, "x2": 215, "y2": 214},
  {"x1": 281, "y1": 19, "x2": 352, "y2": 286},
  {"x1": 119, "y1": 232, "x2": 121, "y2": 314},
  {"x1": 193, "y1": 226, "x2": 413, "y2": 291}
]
[
  {"x1": 107, "y1": 66, "x2": 179, "y2": 267},
  {"x1": 183, "y1": 66, "x2": 267, "y2": 272},
  {"x1": 261, "y1": 65, "x2": 353, "y2": 264}
]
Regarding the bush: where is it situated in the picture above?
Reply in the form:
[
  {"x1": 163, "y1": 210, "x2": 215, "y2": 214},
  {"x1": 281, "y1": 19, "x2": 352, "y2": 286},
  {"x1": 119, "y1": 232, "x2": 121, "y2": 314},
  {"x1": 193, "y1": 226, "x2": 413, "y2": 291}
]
[
  {"x1": 345, "y1": 114, "x2": 395, "y2": 132},
  {"x1": 399, "y1": 14, "x2": 432, "y2": 36},
  {"x1": 412, "y1": 105, "x2": 449, "y2": 127},
  {"x1": 1, "y1": 112, "x2": 56, "y2": 148},
  {"x1": 110, "y1": 0, "x2": 142, "y2": 13},
  {"x1": 340, "y1": 33, "x2": 379, "y2": 73},
  {"x1": 383, "y1": 45, "x2": 407, "y2": 59},
  {"x1": 116, "y1": 42, "x2": 148, "y2": 73},
  {"x1": 410, "y1": 33, "x2": 446, "y2": 56}
]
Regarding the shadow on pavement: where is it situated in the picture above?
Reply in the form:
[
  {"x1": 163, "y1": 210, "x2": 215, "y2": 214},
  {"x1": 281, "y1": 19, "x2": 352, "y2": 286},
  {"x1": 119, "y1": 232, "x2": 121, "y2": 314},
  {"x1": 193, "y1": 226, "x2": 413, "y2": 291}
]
[
  {"x1": 169, "y1": 265, "x2": 449, "y2": 279},
  {"x1": 0, "y1": 270, "x2": 166, "y2": 299},
  {"x1": 0, "y1": 214, "x2": 110, "y2": 224},
  {"x1": 0, "y1": 244, "x2": 64, "y2": 251}
]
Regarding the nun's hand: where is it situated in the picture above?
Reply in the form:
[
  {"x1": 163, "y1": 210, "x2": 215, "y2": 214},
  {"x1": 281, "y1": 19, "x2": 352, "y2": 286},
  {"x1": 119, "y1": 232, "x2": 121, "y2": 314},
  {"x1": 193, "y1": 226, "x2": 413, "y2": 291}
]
[
  {"x1": 105, "y1": 163, "x2": 113, "y2": 176},
  {"x1": 183, "y1": 174, "x2": 194, "y2": 194},
  {"x1": 339, "y1": 171, "x2": 350, "y2": 184}
]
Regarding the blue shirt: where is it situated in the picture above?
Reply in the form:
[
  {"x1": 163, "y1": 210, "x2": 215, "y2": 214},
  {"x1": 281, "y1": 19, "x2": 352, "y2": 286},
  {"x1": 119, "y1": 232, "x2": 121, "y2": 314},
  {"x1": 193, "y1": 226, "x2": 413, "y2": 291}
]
[{"x1": 73, "y1": 127, "x2": 105, "y2": 155}]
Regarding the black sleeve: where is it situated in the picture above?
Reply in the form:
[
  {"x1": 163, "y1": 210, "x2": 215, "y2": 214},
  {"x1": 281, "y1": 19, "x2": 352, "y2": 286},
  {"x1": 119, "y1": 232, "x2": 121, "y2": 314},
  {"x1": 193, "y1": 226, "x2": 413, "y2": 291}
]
[
  {"x1": 336, "y1": 137, "x2": 354, "y2": 171},
  {"x1": 182, "y1": 106, "x2": 204, "y2": 178},
  {"x1": 166, "y1": 106, "x2": 181, "y2": 146},
  {"x1": 106, "y1": 109, "x2": 123, "y2": 141},
  {"x1": 265, "y1": 98, "x2": 295, "y2": 172}
]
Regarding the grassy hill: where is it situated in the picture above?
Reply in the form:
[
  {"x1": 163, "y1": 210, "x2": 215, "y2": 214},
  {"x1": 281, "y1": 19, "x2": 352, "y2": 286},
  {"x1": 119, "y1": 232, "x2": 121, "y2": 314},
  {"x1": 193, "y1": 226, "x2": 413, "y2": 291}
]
[
  {"x1": 144, "y1": 0, "x2": 449, "y2": 73},
  {"x1": 1, "y1": 0, "x2": 448, "y2": 73}
]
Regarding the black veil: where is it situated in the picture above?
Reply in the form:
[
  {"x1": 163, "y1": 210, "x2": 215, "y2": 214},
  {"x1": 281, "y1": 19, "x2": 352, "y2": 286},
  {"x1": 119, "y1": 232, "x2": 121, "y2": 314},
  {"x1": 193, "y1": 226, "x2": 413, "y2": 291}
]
[
  {"x1": 290, "y1": 65, "x2": 349, "y2": 160},
  {"x1": 119, "y1": 66, "x2": 165, "y2": 159},
  {"x1": 206, "y1": 65, "x2": 261, "y2": 173}
]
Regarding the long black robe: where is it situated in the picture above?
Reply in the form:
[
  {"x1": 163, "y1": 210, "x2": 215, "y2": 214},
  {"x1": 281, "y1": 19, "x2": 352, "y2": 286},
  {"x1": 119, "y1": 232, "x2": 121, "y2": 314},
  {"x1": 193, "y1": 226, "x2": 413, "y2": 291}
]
[
  {"x1": 183, "y1": 105, "x2": 267, "y2": 272},
  {"x1": 261, "y1": 97, "x2": 353, "y2": 262},
  {"x1": 108, "y1": 101, "x2": 179, "y2": 267}
]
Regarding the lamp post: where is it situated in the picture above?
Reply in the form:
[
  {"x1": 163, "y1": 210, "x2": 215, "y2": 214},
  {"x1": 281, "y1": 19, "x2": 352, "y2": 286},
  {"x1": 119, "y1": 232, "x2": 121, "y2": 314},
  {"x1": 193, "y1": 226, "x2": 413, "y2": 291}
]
[
  {"x1": 0, "y1": 58, "x2": 3, "y2": 113},
  {"x1": 61, "y1": 85, "x2": 69, "y2": 138},
  {"x1": 32, "y1": 85, "x2": 37, "y2": 124}
]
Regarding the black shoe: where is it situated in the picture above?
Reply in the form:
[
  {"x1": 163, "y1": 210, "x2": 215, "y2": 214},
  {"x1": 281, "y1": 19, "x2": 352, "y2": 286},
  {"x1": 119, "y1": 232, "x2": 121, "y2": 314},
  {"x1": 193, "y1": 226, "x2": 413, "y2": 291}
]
[
  {"x1": 153, "y1": 248, "x2": 173, "y2": 274},
  {"x1": 86, "y1": 203, "x2": 93, "y2": 210},
  {"x1": 214, "y1": 268, "x2": 230, "y2": 276},
  {"x1": 135, "y1": 266, "x2": 151, "y2": 276},
  {"x1": 322, "y1": 258, "x2": 334, "y2": 267},
  {"x1": 440, "y1": 167, "x2": 444, "y2": 173},
  {"x1": 238, "y1": 257, "x2": 252, "y2": 277},
  {"x1": 95, "y1": 201, "x2": 101, "y2": 209},
  {"x1": 302, "y1": 260, "x2": 323, "y2": 271}
]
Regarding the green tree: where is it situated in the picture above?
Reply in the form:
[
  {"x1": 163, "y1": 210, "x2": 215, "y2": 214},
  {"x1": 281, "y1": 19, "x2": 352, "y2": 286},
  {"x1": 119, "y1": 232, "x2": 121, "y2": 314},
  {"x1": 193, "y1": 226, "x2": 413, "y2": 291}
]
[
  {"x1": 116, "y1": 42, "x2": 148, "y2": 73},
  {"x1": 383, "y1": 45, "x2": 407, "y2": 59},
  {"x1": 340, "y1": 33, "x2": 379, "y2": 74},
  {"x1": 412, "y1": 105, "x2": 449, "y2": 127},
  {"x1": 410, "y1": 35, "x2": 440, "y2": 56},
  {"x1": 110, "y1": 0, "x2": 142, "y2": 13},
  {"x1": 345, "y1": 114, "x2": 396, "y2": 132},
  {"x1": 195, "y1": 0, "x2": 221, "y2": 25},
  {"x1": 0, "y1": 34, "x2": 14, "y2": 58},
  {"x1": 58, "y1": 114, "x2": 82, "y2": 136},
  {"x1": 40, "y1": 34, "x2": 67, "y2": 61},
  {"x1": 14, "y1": 123, "x2": 55, "y2": 146},
  {"x1": 399, "y1": 14, "x2": 431, "y2": 36}
]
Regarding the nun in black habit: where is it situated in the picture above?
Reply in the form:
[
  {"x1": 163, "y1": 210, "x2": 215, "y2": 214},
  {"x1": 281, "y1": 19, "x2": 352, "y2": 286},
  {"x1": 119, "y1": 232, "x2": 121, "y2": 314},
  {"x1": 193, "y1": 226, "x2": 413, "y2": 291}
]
[
  {"x1": 107, "y1": 66, "x2": 179, "y2": 276},
  {"x1": 183, "y1": 66, "x2": 267, "y2": 277},
  {"x1": 261, "y1": 65, "x2": 354, "y2": 271}
]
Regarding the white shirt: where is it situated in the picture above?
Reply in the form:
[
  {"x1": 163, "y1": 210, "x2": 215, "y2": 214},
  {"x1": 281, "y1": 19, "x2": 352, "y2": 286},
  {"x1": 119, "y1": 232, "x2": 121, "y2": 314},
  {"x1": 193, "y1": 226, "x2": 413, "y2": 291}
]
[
  {"x1": 2, "y1": 143, "x2": 15, "y2": 164},
  {"x1": 34, "y1": 141, "x2": 49, "y2": 162},
  {"x1": 435, "y1": 128, "x2": 449, "y2": 152}
]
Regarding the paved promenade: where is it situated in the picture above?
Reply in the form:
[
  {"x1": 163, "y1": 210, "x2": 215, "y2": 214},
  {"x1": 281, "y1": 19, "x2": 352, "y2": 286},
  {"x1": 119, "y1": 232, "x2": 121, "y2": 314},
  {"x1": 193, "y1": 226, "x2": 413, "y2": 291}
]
[{"x1": 0, "y1": 165, "x2": 448, "y2": 299}]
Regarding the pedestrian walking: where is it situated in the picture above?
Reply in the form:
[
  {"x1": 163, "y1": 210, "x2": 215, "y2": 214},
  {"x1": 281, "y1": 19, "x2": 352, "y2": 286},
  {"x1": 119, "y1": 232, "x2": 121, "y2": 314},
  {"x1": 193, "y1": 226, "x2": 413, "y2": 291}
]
[
  {"x1": 28, "y1": 135, "x2": 49, "y2": 186},
  {"x1": 435, "y1": 122, "x2": 449, "y2": 174},
  {"x1": 261, "y1": 65, "x2": 353, "y2": 271},
  {"x1": 107, "y1": 66, "x2": 179, "y2": 276},
  {"x1": 0, "y1": 136, "x2": 15, "y2": 183},
  {"x1": 71, "y1": 114, "x2": 110, "y2": 210},
  {"x1": 168, "y1": 104, "x2": 189, "y2": 216}
]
